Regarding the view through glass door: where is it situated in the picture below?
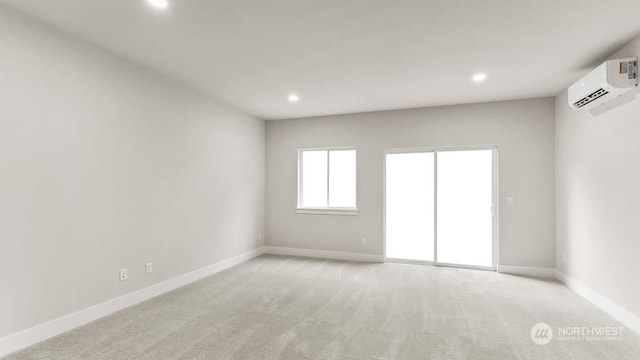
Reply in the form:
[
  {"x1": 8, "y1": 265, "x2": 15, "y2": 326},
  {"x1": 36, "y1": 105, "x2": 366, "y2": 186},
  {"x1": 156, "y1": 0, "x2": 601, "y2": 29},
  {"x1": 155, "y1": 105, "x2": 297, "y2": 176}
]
[
  {"x1": 385, "y1": 147, "x2": 496, "y2": 269},
  {"x1": 385, "y1": 152, "x2": 435, "y2": 261}
]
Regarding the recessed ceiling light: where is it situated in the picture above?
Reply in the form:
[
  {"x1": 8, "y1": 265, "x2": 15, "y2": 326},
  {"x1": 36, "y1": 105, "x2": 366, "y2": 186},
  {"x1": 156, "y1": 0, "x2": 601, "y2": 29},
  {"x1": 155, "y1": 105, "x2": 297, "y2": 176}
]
[
  {"x1": 472, "y1": 73, "x2": 488, "y2": 83},
  {"x1": 288, "y1": 94, "x2": 300, "y2": 103},
  {"x1": 148, "y1": 0, "x2": 169, "y2": 10}
]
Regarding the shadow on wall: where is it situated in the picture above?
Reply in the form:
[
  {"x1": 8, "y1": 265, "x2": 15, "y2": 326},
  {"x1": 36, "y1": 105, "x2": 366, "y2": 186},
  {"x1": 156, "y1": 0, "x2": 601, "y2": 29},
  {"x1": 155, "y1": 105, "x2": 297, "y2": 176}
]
[{"x1": 590, "y1": 88, "x2": 639, "y2": 116}]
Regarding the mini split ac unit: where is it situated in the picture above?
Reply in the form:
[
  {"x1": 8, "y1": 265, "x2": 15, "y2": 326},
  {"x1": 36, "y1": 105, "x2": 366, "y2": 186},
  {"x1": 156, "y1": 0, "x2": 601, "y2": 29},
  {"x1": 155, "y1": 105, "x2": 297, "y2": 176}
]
[{"x1": 568, "y1": 57, "x2": 638, "y2": 110}]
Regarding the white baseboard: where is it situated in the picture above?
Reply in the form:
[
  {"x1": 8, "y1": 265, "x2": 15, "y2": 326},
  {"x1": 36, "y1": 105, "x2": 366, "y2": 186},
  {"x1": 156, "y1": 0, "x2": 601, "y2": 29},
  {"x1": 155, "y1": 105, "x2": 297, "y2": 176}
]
[
  {"x1": 0, "y1": 246, "x2": 266, "y2": 358},
  {"x1": 555, "y1": 270, "x2": 640, "y2": 336},
  {"x1": 265, "y1": 246, "x2": 384, "y2": 263},
  {"x1": 497, "y1": 264, "x2": 556, "y2": 278}
]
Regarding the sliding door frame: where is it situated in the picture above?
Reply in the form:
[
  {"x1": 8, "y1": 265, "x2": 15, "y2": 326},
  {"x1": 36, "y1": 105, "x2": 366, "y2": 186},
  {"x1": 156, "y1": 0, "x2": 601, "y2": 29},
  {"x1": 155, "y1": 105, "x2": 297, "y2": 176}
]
[{"x1": 383, "y1": 145, "x2": 499, "y2": 271}]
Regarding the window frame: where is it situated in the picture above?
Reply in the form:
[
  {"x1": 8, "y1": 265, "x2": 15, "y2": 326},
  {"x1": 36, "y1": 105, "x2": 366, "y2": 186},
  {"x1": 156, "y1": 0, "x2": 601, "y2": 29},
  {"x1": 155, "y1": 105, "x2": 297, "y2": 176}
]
[{"x1": 296, "y1": 146, "x2": 358, "y2": 216}]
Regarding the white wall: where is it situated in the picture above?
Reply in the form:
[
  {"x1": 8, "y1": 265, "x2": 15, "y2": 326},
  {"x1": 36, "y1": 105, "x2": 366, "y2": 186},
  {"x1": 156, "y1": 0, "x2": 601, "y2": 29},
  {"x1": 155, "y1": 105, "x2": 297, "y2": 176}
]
[
  {"x1": 266, "y1": 98, "x2": 555, "y2": 268},
  {"x1": 555, "y1": 35, "x2": 640, "y2": 318},
  {"x1": 0, "y1": 6, "x2": 264, "y2": 338}
]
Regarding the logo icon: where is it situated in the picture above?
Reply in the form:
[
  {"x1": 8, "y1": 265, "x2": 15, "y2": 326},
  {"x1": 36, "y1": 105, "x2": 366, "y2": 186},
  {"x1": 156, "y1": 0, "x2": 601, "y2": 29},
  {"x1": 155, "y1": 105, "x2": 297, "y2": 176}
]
[{"x1": 531, "y1": 323, "x2": 553, "y2": 345}]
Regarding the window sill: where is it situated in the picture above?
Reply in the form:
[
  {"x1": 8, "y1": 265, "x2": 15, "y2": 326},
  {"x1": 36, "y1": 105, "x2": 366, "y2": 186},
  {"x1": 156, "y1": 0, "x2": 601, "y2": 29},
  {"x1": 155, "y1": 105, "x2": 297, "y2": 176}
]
[{"x1": 295, "y1": 208, "x2": 359, "y2": 216}]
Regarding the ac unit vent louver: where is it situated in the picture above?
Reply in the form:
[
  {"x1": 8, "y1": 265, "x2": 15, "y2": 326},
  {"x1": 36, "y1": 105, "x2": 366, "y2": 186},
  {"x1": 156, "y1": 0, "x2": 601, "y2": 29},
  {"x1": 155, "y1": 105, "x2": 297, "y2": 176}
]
[{"x1": 572, "y1": 88, "x2": 609, "y2": 109}]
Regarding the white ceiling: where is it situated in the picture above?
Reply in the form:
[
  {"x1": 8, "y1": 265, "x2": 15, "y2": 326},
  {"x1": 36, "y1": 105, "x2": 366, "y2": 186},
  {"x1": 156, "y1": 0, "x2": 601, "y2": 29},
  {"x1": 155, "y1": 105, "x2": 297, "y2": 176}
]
[{"x1": 2, "y1": 0, "x2": 640, "y2": 120}]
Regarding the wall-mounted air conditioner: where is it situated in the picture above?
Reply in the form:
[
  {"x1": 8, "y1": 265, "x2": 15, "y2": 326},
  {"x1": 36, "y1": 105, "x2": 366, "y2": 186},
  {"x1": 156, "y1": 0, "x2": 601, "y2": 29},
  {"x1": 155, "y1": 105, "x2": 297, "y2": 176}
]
[{"x1": 568, "y1": 57, "x2": 638, "y2": 110}]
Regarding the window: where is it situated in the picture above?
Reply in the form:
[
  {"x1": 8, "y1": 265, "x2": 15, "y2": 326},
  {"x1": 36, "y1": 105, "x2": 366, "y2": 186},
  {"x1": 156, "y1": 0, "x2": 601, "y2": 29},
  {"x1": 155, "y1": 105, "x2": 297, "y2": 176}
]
[{"x1": 297, "y1": 148, "x2": 357, "y2": 215}]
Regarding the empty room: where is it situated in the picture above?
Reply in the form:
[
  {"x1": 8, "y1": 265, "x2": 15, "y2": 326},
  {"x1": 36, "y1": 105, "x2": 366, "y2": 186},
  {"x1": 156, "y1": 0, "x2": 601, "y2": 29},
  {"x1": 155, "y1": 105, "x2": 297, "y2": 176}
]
[{"x1": 1, "y1": 0, "x2": 639, "y2": 359}]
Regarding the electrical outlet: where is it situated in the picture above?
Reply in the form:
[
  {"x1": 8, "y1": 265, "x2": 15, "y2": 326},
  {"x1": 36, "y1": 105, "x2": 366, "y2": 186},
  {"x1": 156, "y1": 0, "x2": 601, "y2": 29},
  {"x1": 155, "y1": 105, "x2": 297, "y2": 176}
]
[
  {"x1": 361, "y1": 238, "x2": 366, "y2": 246},
  {"x1": 146, "y1": 262, "x2": 153, "y2": 274},
  {"x1": 506, "y1": 196, "x2": 515, "y2": 206},
  {"x1": 120, "y1": 268, "x2": 128, "y2": 281}
]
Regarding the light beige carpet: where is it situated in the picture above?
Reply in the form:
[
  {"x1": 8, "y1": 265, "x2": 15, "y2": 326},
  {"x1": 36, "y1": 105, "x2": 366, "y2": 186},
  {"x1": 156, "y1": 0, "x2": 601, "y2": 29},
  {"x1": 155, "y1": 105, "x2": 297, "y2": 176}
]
[{"x1": 4, "y1": 255, "x2": 639, "y2": 360}]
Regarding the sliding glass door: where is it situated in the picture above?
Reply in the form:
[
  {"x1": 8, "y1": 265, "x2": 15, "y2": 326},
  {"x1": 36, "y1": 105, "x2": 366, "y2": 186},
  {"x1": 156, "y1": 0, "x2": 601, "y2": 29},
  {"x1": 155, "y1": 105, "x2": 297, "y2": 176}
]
[
  {"x1": 385, "y1": 147, "x2": 497, "y2": 269},
  {"x1": 385, "y1": 152, "x2": 435, "y2": 261},
  {"x1": 436, "y1": 150, "x2": 494, "y2": 267}
]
